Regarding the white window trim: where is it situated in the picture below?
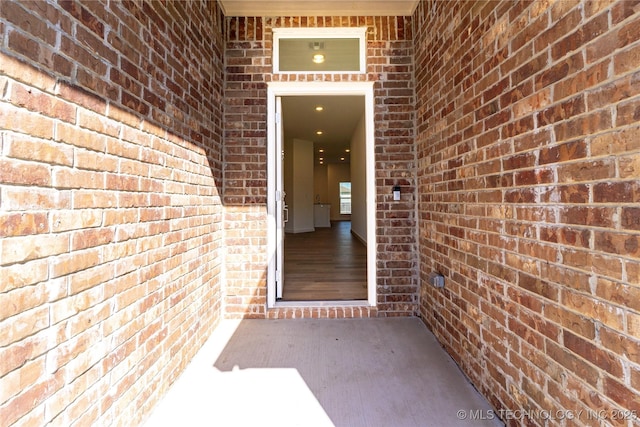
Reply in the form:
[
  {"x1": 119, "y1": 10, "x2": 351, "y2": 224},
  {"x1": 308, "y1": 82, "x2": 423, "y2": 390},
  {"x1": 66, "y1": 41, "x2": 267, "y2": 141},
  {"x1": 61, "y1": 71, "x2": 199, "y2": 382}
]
[{"x1": 272, "y1": 27, "x2": 367, "y2": 74}]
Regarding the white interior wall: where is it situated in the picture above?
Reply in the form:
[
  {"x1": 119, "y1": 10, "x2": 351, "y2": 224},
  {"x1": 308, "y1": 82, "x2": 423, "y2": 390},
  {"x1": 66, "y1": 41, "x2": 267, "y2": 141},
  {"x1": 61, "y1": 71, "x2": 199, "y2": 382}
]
[
  {"x1": 350, "y1": 114, "x2": 367, "y2": 243},
  {"x1": 314, "y1": 163, "x2": 328, "y2": 203},
  {"x1": 290, "y1": 138, "x2": 315, "y2": 233}
]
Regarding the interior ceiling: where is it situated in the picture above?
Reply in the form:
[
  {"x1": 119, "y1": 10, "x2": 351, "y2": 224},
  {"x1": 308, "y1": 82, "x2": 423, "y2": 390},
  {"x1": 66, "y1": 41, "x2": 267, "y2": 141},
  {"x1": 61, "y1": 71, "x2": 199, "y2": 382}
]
[
  {"x1": 281, "y1": 96, "x2": 364, "y2": 164},
  {"x1": 219, "y1": 0, "x2": 418, "y2": 16}
]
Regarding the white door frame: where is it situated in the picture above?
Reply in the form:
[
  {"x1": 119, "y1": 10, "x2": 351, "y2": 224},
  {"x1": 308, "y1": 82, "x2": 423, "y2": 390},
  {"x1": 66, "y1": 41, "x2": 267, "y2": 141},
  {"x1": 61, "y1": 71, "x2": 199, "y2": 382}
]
[{"x1": 266, "y1": 81, "x2": 376, "y2": 308}]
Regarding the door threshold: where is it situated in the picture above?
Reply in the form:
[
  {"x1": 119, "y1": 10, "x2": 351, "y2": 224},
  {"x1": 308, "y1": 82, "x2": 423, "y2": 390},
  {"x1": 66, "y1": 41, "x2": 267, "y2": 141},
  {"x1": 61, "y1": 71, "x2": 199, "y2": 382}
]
[
  {"x1": 274, "y1": 300, "x2": 373, "y2": 308},
  {"x1": 267, "y1": 301, "x2": 378, "y2": 318}
]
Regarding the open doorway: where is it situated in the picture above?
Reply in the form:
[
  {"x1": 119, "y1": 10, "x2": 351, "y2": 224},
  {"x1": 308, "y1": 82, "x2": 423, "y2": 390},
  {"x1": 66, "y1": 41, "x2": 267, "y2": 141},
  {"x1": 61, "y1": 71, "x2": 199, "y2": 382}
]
[
  {"x1": 266, "y1": 82, "x2": 376, "y2": 308},
  {"x1": 281, "y1": 96, "x2": 366, "y2": 300}
]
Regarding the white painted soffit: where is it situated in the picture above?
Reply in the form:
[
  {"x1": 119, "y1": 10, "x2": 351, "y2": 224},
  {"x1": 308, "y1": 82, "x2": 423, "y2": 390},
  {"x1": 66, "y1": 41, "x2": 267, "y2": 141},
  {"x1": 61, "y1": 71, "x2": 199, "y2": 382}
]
[{"x1": 218, "y1": 0, "x2": 419, "y2": 17}]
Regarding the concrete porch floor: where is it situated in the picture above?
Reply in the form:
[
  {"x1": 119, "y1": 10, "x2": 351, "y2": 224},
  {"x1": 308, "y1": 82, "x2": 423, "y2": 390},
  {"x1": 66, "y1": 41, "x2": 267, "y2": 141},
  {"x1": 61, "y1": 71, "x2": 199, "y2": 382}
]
[{"x1": 144, "y1": 318, "x2": 503, "y2": 427}]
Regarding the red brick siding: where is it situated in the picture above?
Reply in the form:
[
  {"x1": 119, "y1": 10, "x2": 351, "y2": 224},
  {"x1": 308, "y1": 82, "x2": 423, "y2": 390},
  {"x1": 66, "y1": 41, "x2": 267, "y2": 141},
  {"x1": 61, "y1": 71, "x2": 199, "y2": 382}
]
[
  {"x1": 0, "y1": 1, "x2": 224, "y2": 426},
  {"x1": 415, "y1": 0, "x2": 640, "y2": 424},
  {"x1": 223, "y1": 16, "x2": 417, "y2": 318}
]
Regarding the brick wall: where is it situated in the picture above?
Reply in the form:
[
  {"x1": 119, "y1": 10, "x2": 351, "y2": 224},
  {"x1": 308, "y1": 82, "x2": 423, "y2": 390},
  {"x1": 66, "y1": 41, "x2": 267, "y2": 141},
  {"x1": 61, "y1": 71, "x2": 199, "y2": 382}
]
[
  {"x1": 223, "y1": 16, "x2": 417, "y2": 318},
  {"x1": 415, "y1": 0, "x2": 640, "y2": 424},
  {"x1": 0, "y1": 1, "x2": 224, "y2": 425}
]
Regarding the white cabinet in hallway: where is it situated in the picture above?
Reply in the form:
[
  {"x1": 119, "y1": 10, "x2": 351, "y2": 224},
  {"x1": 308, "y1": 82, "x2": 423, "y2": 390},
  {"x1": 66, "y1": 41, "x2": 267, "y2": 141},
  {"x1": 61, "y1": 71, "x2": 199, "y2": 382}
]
[{"x1": 313, "y1": 204, "x2": 331, "y2": 227}]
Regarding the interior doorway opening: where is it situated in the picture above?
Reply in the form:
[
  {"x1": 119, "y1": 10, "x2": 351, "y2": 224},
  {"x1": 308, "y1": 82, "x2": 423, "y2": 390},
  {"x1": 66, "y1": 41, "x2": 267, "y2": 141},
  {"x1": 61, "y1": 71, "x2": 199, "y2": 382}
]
[
  {"x1": 266, "y1": 82, "x2": 376, "y2": 308},
  {"x1": 280, "y1": 95, "x2": 366, "y2": 301}
]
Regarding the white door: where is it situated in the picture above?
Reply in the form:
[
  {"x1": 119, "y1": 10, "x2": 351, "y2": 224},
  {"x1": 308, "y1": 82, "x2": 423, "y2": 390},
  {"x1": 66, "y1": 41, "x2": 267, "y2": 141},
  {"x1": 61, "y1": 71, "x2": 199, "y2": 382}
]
[{"x1": 275, "y1": 96, "x2": 286, "y2": 300}]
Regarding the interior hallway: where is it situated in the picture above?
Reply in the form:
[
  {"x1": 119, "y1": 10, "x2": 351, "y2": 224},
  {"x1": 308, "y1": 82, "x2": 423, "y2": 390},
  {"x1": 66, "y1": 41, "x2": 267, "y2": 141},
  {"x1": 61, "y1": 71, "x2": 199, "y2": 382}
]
[
  {"x1": 283, "y1": 221, "x2": 368, "y2": 301},
  {"x1": 144, "y1": 318, "x2": 503, "y2": 427}
]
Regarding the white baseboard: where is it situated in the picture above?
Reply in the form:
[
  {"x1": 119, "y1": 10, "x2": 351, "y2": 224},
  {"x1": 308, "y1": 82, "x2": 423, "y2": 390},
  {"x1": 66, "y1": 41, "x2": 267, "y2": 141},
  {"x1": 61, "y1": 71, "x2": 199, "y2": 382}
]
[
  {"x1": 287, "y1": 227, "x2": 315, "y2": 234},
  {"x1": 351, "y1": 229, "x2": 367, "y2": 246}
]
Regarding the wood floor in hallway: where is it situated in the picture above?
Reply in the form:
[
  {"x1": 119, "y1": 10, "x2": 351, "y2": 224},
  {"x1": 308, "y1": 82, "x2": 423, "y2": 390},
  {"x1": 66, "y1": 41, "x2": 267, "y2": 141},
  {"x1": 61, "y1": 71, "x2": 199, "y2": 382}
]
[{"x1": 283, "y1": 221, "x2": 367, "y2": 301}]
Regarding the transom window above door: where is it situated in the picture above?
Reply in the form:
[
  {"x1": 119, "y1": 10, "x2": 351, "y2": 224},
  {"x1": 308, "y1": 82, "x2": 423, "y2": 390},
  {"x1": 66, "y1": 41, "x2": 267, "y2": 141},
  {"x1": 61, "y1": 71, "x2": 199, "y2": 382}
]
[{"x1": 273, "y1": 27, "x2": 367, "y2": 74}]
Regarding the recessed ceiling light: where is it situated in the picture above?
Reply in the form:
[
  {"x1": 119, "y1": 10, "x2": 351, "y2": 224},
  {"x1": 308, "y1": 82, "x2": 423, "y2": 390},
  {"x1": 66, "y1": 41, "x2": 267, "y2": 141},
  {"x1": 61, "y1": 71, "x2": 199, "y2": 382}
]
[
  {"x1": 318, "y1": 149, "x2": 324, "y2": 153},
  {"x1": 319, "y1": 157, "x2": 324, "y2": 161},
  {"x1": 319, "y1": 161, "x2": 324, "y2": 164},
  {"x1": 312, "y1": 54, "x2": 325, "y2": 64},
  {"x1": 345, "y1": 149, "x2": 350, "y2": 153},
  {"x1": 340, "y1": 157, "x2": 345, "y2": 161},
  {"x1": 316, "y1": 130, "x2": 323, "y2": 135},
  {"x1": 315, "y1": 106, "x2": 324, "y2": 112}
]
